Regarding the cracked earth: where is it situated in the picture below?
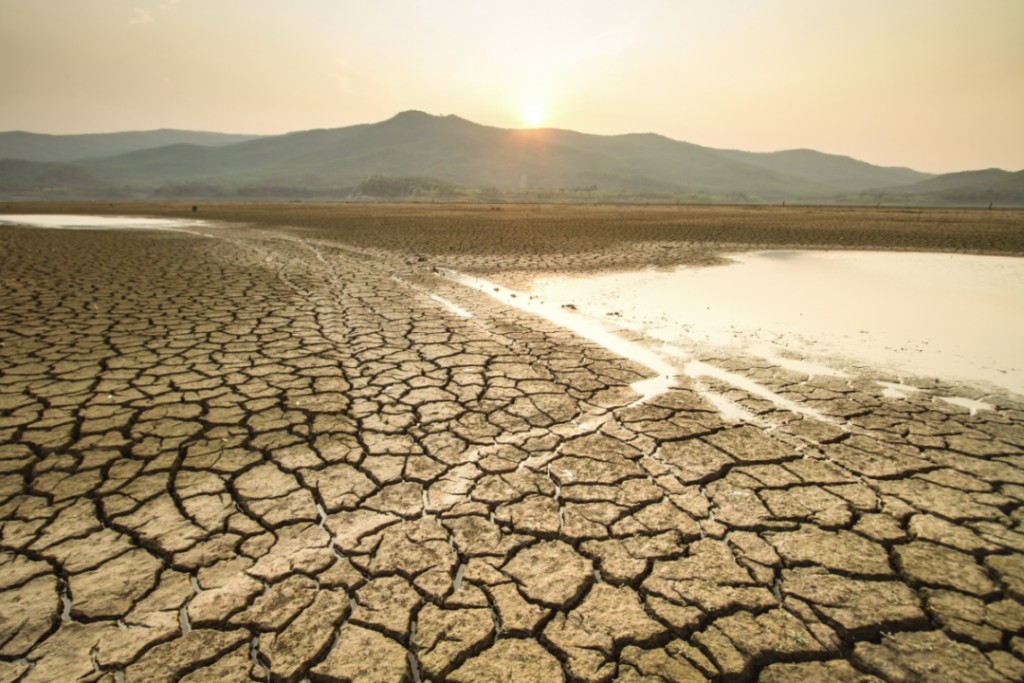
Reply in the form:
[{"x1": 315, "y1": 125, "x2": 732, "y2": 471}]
[{"x1": 1, "y1": 212, "x2": 1024, "y2": 682}]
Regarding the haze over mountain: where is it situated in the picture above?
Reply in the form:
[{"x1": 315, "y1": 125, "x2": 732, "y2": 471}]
[
  {"x1": 0, "y1": 130, "x2": 261, "y2": 164},
  {"x1": 882, "y1": 169, "x2": 1024, "y2": 205},
  {"x1": 0, "y1": 111, "x2": 1020, "y2": 205}
]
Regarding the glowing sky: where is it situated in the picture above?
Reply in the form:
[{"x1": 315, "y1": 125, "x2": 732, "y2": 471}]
[{"x1": 1, "y1": 0, "x2": 1021, "y2": 173}]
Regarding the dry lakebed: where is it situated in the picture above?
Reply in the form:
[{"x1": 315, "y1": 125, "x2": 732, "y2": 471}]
[{"x1": 2, "y1": 202, "x2": 1024, "y2": 682}]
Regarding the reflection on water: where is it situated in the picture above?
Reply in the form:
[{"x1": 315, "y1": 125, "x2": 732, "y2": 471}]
[
  {"x1": 756, "y1": 250, "x2": 804, "y2": 261},
  {"x1": 531, "y1": 251, "x2": 1024, "y2": 396},
  {"x1": 0, "y1": 214, "x2": 209, "y2": 231}
]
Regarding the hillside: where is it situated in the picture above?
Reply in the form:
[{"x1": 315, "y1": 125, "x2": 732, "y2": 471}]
[
  {"x1": 899, "y1": 169, "x2": 1011, "y2": 194},
  {"x1": 1, "y1": 111, "x2": 1020, "y2": 204},
  {"x1": 0, "y1": 129, "x2": 262, "y2": 163},
  {"x1": 924, "y1": 169, "x2": 1024, "y2": 203},
  {"x1": 718, "y1": 148, "x2": 930, "y2": 192},
  {"x1": 872, "y1": 169, "x2": 1024, "y2": 205},
  {"x1": 0, "y1": 159, "x2": 106, "y2": 194},
  {"x1": 87, "y1": 113, "x2": 809, "y2": 195}
]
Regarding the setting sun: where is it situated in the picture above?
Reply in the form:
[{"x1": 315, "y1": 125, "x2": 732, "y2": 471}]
[{"x1": 521, "y1": 102, "x2": 545, "y2": 127}]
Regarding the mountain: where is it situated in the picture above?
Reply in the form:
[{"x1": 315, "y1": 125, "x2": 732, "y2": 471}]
[
  {"x1": 0, "y1": 129, "x2": 262, "y2": 163},
  {"x1": 717, "y1": 148, "x2": 930, "y2": 192},
  {"x1": 0, "y1": 159, "x2": 105, "y2": 192},
  {"x1": 3, "y1": 111, "x2": 1019, "y2": 203},
  {"x1": 883, "y1": 168, "x2": 1024, "y2": 204},
  {"x1": 140, "y1": 111, "x2": 830, "y2": 196}
]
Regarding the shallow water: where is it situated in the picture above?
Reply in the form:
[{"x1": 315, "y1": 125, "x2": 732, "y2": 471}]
[
  {"x1": 530, "y1": 251, "x2": 1024, "y2": 396},
  {"x1": 0, "y1": 214, "x2": 209, "y2": 231},
  {"x1": 453, "y1": 272, "x2": 676, "y2": 404}
]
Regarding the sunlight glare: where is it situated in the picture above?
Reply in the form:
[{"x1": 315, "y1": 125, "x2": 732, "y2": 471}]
[{"x1": 522, "y1": 102, "x2": 545, "y2": 127}]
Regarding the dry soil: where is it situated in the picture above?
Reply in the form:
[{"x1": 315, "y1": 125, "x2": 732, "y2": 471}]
[{"x1": 1, "y1": 202, "x2": 1023, "y2": 682}]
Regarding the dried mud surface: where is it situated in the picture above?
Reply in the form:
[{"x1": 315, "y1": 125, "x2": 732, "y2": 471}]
[{"x1": 1, "y1": 202, "x2": 1024, "y2": 682}]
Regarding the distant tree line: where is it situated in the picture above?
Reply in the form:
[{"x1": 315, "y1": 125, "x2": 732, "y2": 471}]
[{"x1": 356, "y1": 176, "x2": 461, "y2": 198}]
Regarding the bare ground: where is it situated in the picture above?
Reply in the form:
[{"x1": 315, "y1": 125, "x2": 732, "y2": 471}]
[{"x1": 1, "y1": 203, "x2": 1023, "y2": 682}]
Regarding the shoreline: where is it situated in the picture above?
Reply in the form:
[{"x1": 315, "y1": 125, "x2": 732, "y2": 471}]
[
  {"x1": 4, "y1": 208, "x2": 1023, "y2": 399},
  {"x1": 4, "y1": 201, "x2": 1024, "y2": 273}
]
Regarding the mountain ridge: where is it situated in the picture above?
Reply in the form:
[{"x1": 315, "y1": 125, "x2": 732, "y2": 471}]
[
  {"x1": 1, "y1": 111, "x2": 1019, "y2": 204},
  {"x1": 0, "y1": 129, "x2": 263, "y2": 164}
]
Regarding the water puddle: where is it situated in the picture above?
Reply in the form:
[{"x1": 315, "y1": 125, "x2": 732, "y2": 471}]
[
  {"x1": 530, "y1": 251, "x2": 1024, "y2": 397},
  {"x1": 0, "y1": 214, "x2": 212, "y2": 233},
  {"x1": 449, "y1": 271, "x2": 676, "y2": 404}
]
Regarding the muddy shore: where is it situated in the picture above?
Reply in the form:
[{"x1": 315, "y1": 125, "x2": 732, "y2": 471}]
[
  {"x1": 1, "y1": 203, "x2": 1024, "y2": 682},
  {"x1": 8, "y1": 201, "x2": 1024, "y2": 275}
]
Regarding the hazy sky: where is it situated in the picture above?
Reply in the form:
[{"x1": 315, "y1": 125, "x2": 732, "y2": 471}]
[{"x1": 1, "y1": 0, "x2": 1022, "y2": 173}]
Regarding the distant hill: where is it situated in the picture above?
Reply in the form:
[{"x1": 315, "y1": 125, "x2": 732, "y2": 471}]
[
  {"x1": 1, "y1": 111, "x2": 1020, "y2": 204},
  {"x1": 718, "y1": 148, "x2": 930, "y2": 192},
  {"x1": 863, "y1": 169, "x2": 1024, "y2": 205},
  {"x1": 899, "y1": 169, "x2": 1011, "y2": 194},
  {"x1": 0, "y1": 129, "x2": 262, "y2": 163},
  {"x1": 0, "y1": 159, "x2": 106, "y2": 193}
]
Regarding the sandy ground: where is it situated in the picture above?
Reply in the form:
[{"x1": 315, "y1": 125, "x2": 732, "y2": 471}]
[{"x1": 1, "y1": 203, "x2": 1024, "y2": 682}]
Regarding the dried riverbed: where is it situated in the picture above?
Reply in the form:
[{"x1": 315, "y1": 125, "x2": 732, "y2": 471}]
[{"x1": 1, "y1": 204, "x2": 1024, "y2": 682}]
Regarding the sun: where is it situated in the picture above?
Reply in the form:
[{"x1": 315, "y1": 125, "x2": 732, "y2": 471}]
[{"x1": 521, "y1": 102, "x2": 545, "y2": 127}]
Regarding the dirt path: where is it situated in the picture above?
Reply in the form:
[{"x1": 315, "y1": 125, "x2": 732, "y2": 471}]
[{"x1": 1, "y1": 214, "x2": 1023, "y2": 682}]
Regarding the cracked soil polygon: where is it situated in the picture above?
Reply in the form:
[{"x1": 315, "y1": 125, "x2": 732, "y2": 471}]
[{"x1": 1, "y1": 205, "x2": 1023, "y2": 682}]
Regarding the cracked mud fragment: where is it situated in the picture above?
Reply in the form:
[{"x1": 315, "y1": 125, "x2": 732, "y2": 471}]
[
  {"x1": 312, "y1": 623, "x2": 410, "y2": 683},
  {"x1": 853, "y1": 630, "x2": 1018, "y2": 682},
  {"x1": 413, "y1": 603, "x2": 495, "y2": 679},
  {"x1": 0, "y1": 569, "x2": 58, "y2": 658},
  {"x1": 544, "y1": 583, "x2": 667, "y2": 682},
  {"x1": 693, "y1": 608, "x2": 835, "y2": 678},
  {"x1": 259, "y1": 589, "x2": 350, "y2": 680},
  {"x1": 447, "y1": 638, "x2": 564, "y2": 682},
  {"x1": 501, "y1": 540, "x2": 592, "y2": 608},
  {"x1": 2, "y1": 211, "x2": 1024, "y2": 682}
]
